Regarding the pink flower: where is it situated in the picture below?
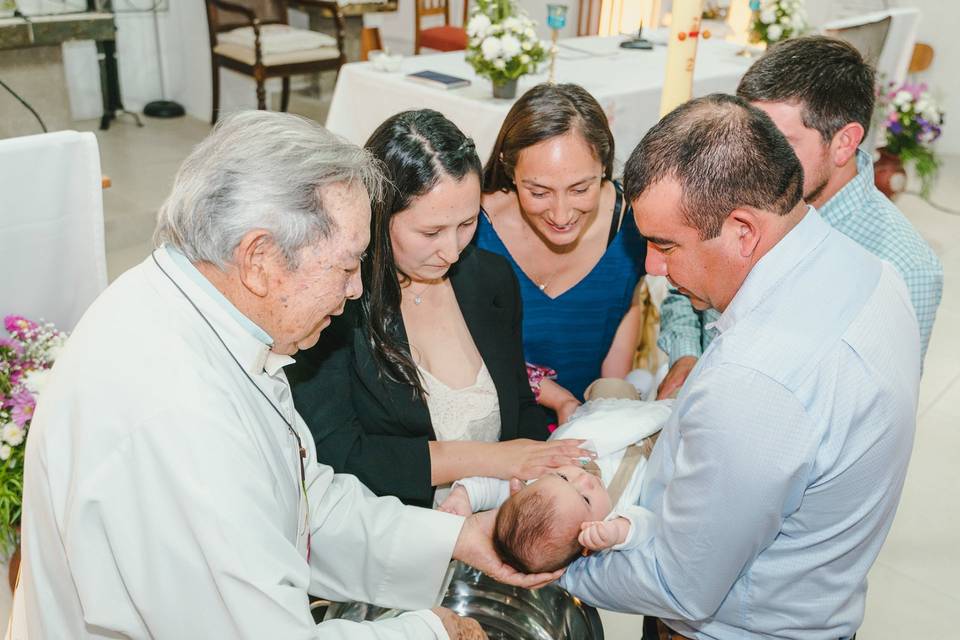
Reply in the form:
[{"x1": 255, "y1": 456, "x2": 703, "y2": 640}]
[
  {"x1": 0, "y1": 338, "x2": 21, "y2": 356},
  {"x1": 4, "y1": 315, "x2": 37, "y2": 341},
  {"x1": 9, "y1": 389, "x2": 35, "y2": 427}
]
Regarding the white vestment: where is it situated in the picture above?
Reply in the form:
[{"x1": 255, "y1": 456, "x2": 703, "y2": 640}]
[{"x1": 9, "y1": 247, "x2": 463, "y2": 639}]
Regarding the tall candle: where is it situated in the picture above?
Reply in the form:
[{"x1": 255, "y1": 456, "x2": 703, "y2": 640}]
[{"x1": 659, "y1": 0, "x2": 705, "y2": 117}]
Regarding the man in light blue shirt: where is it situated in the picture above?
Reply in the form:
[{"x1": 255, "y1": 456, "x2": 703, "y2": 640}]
[
  {"x1": 561, "y1": 94, "x2": 921, "y2": 639},
  {"x1": 656, "y1": 36, "x2": 942, "y2": 399}
]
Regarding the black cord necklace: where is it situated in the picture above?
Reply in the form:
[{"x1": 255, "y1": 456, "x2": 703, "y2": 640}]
[{"x1": 151, "y1": 251, "x2": 312, "y2": 560}]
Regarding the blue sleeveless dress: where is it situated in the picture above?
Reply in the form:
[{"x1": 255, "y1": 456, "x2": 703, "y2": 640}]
[{"x1": 475, "y1": 182, "x2": 647, "y2": 402}]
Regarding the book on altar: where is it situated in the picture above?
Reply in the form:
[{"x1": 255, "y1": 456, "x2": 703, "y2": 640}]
[{"x1": 405, "y1": 70, "x2": 471, "y2": 90}]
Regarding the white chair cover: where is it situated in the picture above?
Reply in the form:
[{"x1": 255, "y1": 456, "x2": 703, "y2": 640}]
[{"x1": 0, "y1": 130, "x2": 107, "y2": 332}]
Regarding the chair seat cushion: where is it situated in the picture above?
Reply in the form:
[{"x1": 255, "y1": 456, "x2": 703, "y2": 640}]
[
  {"x1": 216, "y1": 24, "x2": 339, "y2": 66},
  {"x1": 215, "y1": 25, "x2": 340, "y2": 66},
  {"x1": 420, "y1": 25, "x2": 467, "y2": 51}
]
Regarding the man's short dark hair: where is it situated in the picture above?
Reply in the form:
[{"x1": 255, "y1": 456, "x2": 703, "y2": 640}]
[
  {"x1": 623, "y1": 94, "x2": 803, "y2": 240},
  {"x1": 737, "y1": 35, "x2": 876, "y2": 142}
]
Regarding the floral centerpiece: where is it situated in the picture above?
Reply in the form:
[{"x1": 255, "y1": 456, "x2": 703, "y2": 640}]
[
  {"x1": 877, "y1": 81, "x2": 945, "y2": 198},
  {"x1": 0, "y1": 315, "x2": 65, "y2": 558},
  {"x1": 750, "y1": 0, "x2": 806, "y2": 46},
  {"x1": 466, "y1": 0, "x2": 547, "y2": 99}
]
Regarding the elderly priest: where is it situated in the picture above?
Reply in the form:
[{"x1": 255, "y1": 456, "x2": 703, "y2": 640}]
[{"x1": 9, "y1": 112, "x2": 547, "y2": 639}]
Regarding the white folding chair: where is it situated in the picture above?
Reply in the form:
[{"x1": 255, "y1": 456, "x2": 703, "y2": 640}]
[{"x1": 0, "y1": 131, "x2": 108, "y2": 332}]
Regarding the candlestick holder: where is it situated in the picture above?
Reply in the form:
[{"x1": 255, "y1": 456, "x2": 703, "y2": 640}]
[
  {"x1": 546, "y1": 4, "x2": 568, "y2": 84},
  {"x1": 738, "y1": 0, "x2": 762, "y2": 57}
]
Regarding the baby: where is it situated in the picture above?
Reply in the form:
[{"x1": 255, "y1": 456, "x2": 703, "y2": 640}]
[{"x1": 440, "y1": 397, "x2": 673, "y2": 573}]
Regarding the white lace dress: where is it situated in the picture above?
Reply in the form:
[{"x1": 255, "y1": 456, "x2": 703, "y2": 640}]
[{"x1": 418, "y1": 361, "x2": 501, "y2": 506}]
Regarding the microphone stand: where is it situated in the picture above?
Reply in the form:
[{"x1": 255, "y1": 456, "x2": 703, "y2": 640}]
[
  {"x1": 143, "y1": 0, "x2": 184, "y2": 118},
  {"x1": 620, "y1": 22, "x2": 654, "y2": 50}
]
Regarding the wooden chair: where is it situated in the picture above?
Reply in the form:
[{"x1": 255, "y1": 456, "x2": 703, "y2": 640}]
[
  {"x1": 415, "y1": 0, "x2": 469, "y2": 54},
  {"x1": 908, "y1": 42, "x2": 933, "y2": 73},
  {"x1": 204, "y1": 0, "x2": 347, "y2": 124},
  {"x1": 360, "y1": 26, "x2": 383, "y2": 61}
]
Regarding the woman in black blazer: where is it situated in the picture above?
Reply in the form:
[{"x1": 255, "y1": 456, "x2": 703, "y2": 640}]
[{"x1": 288, "y1": 110, "x2": 587, "y2": 508}]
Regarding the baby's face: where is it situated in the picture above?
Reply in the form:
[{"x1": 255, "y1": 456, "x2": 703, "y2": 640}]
[{"x1": 533, "y1": 465, "x2": 613, "y2": 526}]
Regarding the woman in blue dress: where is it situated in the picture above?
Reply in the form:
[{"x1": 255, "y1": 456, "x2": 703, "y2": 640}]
[{"x1": 476, "y1": 83, "x2": 647, "y2": 423}]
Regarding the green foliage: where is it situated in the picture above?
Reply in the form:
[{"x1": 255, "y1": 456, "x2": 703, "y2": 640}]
[{"x1": 0, "y1": 444, "x2": 24, "y2": 558}]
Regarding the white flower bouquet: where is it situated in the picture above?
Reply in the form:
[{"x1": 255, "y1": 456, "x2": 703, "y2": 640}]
[
  {"x1": 751, "y1": 0, "x2": 806, "y2": 46},
  {"x1": 465, "y1": 0, "x2": 547, "y2": 98}
]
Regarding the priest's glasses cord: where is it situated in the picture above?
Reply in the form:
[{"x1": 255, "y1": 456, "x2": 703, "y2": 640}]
[{"x1": 151, "y1": 252, "x2": 312, "y2": 561}]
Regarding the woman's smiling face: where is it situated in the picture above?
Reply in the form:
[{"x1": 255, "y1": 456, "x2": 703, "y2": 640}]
[{"x1": 513, "y1": 131, "x2": 604, "y2": 247}]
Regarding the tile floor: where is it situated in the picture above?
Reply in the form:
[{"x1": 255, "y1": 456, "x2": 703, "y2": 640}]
[{"x1": 3, "y1": 105, "x2": 958, "y2": 636}]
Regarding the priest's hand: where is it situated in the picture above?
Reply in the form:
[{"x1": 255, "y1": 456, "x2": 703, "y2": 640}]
[
  {"x1": 452, "y1": 509, "x2": 563, "y2": 589},
  {"x1": 432, "y1": 607, "x2": 488, "y2": 640}
]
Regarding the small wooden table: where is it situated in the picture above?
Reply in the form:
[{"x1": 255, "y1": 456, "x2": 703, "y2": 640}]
[
  {"x1": 287, "y1": 0, "x2": 398, "y2": 62},
  {"x1": 0, "y1": 11, "x2": 140, "y2": 130}
]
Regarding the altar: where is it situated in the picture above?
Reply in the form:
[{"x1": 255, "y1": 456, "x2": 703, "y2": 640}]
[{"x1": 325, "y1": 32, "x2": 754, "y2": 162}]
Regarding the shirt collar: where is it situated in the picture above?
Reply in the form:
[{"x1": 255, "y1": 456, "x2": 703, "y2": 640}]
[
  {"x1": 818, "y1": 148, "x2": 873, "y2": 227},
  {"x1": 157, "y1": 245, "x2": 295, "y2": 377},
  {"x1": 706, "y1": 207, "x2": 830, "y2": 336}
]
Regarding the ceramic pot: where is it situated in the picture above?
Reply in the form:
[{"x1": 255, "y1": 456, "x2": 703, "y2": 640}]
[
  {"x1": 875, "y1": 148, "x2": 907, "y2": 199},
  {"x1": 492, "y1": 78, "x2": 518, "y2": 99}
]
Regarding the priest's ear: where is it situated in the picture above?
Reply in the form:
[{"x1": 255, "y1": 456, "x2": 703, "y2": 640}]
[
  {"x1": 509, "y1": 478, "x2": 524, "y2": 496},
  {"x1": 234, "y1": 229, "x2": 277, "y2": 298}
]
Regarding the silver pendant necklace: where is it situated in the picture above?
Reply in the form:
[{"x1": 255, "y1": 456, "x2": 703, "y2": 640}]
[{"x1": 409, "y1": 281, "x2": 431, "y2": 305}]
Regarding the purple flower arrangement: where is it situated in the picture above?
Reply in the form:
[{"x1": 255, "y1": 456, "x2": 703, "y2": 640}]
[
  {"x1": 0, "y1": 315, "x2": 65, "y2": 557},
  {"x1": 878, "y1": 81, "x2": 946, "y2": 197}
]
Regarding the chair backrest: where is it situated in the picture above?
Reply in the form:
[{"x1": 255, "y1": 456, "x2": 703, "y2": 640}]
[
  {"x1": 205, "y1": 0, "x2": 291, "y2": 58},
  {"x1": 205, "y1": 0, "x2": 289, "y2": 40},
  {"x1": 416, "y1": 0, "x2": 451, "y2": 32},
  {"x1": 823, "y1": 8, "x2": 919, "y2": 87},
  {"x1": 0, "y1": 131, "x2": 107, "y2": 332},
  {"x1": 826, "y1": 15, "x2": 891, "y2": 69}
]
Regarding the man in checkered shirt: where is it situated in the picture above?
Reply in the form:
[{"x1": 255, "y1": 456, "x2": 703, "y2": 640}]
[{"x1": 656, "y1": 35, "x2": 943, "y2": 400}]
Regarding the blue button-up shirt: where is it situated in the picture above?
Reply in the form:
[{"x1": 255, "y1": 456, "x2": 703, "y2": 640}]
[
  {"x1": 658, "y1": 149, "x2": 943, "y2": 364},
  {"x1": 562, "y1": 210, "x2": 921, "y2": 639}
]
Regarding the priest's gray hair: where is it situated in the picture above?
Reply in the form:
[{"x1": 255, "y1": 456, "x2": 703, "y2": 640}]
[{"x1": 154, "y1": 110, "x2": 383, "y2": 269}]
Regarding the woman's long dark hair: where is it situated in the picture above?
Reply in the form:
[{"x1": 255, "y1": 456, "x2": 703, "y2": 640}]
[
  {"x1": 363, "y1": 109, "x2": 482, "y2": 399},
  {"x1": 483, "y1": 83, "x2": 615, "y2": 194}
]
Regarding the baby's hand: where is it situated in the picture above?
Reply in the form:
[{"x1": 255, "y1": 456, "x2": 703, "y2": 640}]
[
  {"x1": 578, "y1": 517, "x2": 631, "y2": 551},
  {"x1": 438, "y1": 485, "x2": 473, "y2": 516}
]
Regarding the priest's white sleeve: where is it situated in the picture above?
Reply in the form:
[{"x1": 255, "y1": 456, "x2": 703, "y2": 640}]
[
  {"x1": 304, "y1": 460, "x2": 464, "y2": 611},
  {"x1": 52, "y1": 402, "x2": 460, "y2": 640}
]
